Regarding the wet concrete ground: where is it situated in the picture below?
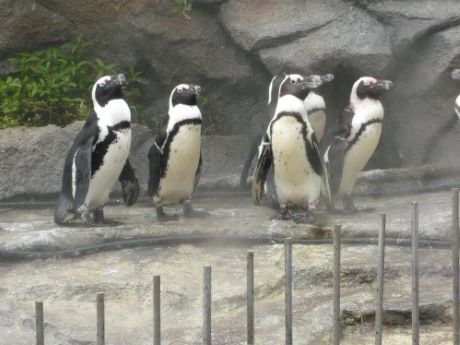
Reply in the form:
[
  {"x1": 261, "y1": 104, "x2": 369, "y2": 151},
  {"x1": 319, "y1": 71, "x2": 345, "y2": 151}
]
[{"x1": 0, "y1": 191, "x2": 457, "y2": 344}]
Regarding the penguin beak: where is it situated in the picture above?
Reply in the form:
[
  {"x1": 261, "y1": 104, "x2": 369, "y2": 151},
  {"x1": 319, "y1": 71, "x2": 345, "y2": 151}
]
[
  {"x1": 376, "y1": 79, "x2": 393, "y2": 91},
  {"x1": 452, "y1": 69, "x2": 460, "y2": 80},
  {"x1": 320, "y1": 74, "x2": 334, "y2": 83},
  {"x1": 303, "y1": 75, "x2": 323, "y2": 89}
]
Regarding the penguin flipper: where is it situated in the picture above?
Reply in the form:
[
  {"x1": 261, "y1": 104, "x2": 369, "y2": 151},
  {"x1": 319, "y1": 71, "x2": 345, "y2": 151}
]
[
  {"x1": 324, "y1": 137, "x2": 347, "y2": 198},
  {"x1": 148, "y1": 131, "x2": 167, "y2": 198},
  {"x1": 119, "y1": 159, "x2": 140, "y2": 206},
  {"x1": 194, "y1": 153, "x2": 202, "y2": 192},
  {"x1": 73, "y1": 140, "x2": 93, "y2": 210},
  {"x1": 251, "y1": 135, "x2": 272, "y2": 205},
  {"x1": 239, "y1": 134, "x2": 263, "y2": 190},
  {"x1": 338, "y1": 105, "x2": 355, "y2": 138}
]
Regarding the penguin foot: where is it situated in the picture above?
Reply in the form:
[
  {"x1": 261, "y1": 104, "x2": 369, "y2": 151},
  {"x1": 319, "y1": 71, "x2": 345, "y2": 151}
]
[
  {"x1": 81, "y1": 211, "x2": 97, "y2": 226},
  {"x1": 97, "y1": 219, "x2": 124, "y2": 226},
  {"x1": 156, "y1": 206, "x2": 179, "y2": 222},
  {"x1": 271, "y1": 206, "x2": 293, "y2": 221},
  {"x1": 55, "y1": 211, "x2": 76, "y2": 225},
  {"x1": 157, "y1": 213, "x2": 180, "y2": 222},
  {"x1": 183, "y1": 202, "x2": 209, "y2": 218},
  {"x1": 184, "y1": 209, "x2": 210, "y2": 218},
  {"x1": 92, "y1": 208, "x2": 123, "y2": 226},
  {"x1": 294, "y1": 210, "x2": 316, "y2": 224}
]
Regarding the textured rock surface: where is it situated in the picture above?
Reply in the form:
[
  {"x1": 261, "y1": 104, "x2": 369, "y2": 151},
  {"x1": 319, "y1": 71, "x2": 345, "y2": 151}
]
[
  {"x1": 0, "y1": 0, "x2": 72, "y2": 59},
  {"x1": 0, "y1": 123, "x2": 249, "y2": 200},
  {"x1": 0, "y1": 0, "x2": 460, "y2": 167},
  {"x1": 0, "y1": 191, "x2": 456, "y2": 344},
  {"x1": 1, "y1": 122, "x2": 460, "y2": 202}
]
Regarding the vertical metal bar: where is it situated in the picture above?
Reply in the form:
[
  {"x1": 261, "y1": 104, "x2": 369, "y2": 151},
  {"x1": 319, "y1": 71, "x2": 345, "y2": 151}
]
[
  {"x1": 203, "y1": 266, "x2": 212, "y2": 345},
  {"x1": 35, "y1": 301, "x2": 44, "y2": 345},
  {"x1": 97, "y1": 293, "x2": 105, "y2": 345},
  {"x1": 453, "y1": 188, "x2": 460, "y2": 345},
  {"x1": 333, "y1": 225, "x2": 341, "y2": 345},
  {"x1": 411, "y1": 202, "x2": 419, "y2": 345},
  {"x1": 247, "y1": 252, "x2": 255, "y2": 345},
  {"x1": 375, "y1": 214, "x2": 386, "y2": 345},
  {"x1": 285, "y1": 238, "x2": 293, "y2": 345},
  {"x1": 153, "y1": 275, "x2": 161, "y2": 345}
]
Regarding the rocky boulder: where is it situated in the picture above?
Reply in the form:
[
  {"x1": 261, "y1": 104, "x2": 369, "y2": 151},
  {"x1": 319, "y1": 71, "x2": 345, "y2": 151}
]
[
  {"x1": 0, "y1": 0, "x2": 72, "y2": 59},
  {"x1": 0, "y1": 0, "x2": 460, "y2": 169},
  {"x1": 220, "y1": 0, "x2": 393, "y2": 76}
]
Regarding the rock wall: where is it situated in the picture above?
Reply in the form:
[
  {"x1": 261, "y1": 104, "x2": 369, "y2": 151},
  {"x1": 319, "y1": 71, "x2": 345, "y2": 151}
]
[{"x1": 1, "y1": 0, "x2": 460, "y2": 170}]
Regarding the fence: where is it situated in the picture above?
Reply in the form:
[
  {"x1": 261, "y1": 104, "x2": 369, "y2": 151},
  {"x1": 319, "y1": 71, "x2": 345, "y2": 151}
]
[{"x1": 33, "y1": 188, "x2": 460, "y2": 345}]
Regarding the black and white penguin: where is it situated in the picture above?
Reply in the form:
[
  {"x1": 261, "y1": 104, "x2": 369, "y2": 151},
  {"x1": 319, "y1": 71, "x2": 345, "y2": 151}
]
[
  {"x1": 239, "y1": 73, "x2": 334, "y2": 190},
  {"x1": 452, "y1": 69, "x2": 460, "y2": 119},
  {"x1": 324, "y1": 76, "x2": 393, "y2": 212},
  {"x1": 148, "y1": 83, "x2": 204, "y2": 221},
  {"x1": 252, "y1": 74, "x2": 325, "y2": 223},
  {"x1": 54, "y1": 74, "x2": 139, "y2": 225}
]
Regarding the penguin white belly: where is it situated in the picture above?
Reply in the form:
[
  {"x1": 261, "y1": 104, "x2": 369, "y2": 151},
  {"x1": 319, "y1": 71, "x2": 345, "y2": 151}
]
[
  {"x1": 85, "y1": 129, "x2": 131, "y2": 209},
  {"x1": 159, "y1": 124, "x2": 201, "y2": 204},
  {"x1": 271, "y1": 117, "x2": 321, "y2": 208},
  {"x1": 308, "y1": 110, "x2": 326, "y2": 142},
  {"x1": 339, "y1": 123, "x2": 381, "y2": 196},
  {"x1": 455, "y1": 94, "x2": 460, "y2": 119}
]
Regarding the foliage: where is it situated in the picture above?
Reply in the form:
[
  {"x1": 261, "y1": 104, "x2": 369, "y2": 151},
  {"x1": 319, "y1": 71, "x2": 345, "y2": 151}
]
[
  {"x1": 172, "y1": 0, "x2": 192, "y2": 20},
  {"x1": 0, "y1": 36, "x2": 148, "y2": 128}
]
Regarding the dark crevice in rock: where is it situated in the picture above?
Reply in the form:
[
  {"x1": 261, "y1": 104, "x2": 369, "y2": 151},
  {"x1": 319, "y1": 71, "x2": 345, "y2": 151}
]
[
  {"x1": 250, "y1": 20, "x2": 334, "y2": 51},
  {"x1": 342, "y1": 302, "x2": 452, "y2": 327}
]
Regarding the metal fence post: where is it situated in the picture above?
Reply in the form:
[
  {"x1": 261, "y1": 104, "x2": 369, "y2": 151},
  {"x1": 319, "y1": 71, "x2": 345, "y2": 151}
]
[
  {"x1": 203, "y1": 266, "x2": 212, "y2": 345},
  {"x1": 35, "y1": 301, "x2": 44, "y2": 345},
  {"x1": 247, "y1": 252, "x2": 254, "y2": 345},
  {"x1": 453, "y1": 189, "x2": 460, "y2": 345},
  {"x1": 153, "y1": 275, "x2": 161, "y2": 345},
  {"x1": 285, "y1": 238, "x2": 293, "y2": 345},
  {"x1": 97, "y1": 293, "x2": 105, "y2": 345},
  {"x1": 411, "y1": 202, "x2": 419, "y2": 345},
  {"x1": 333, "y1": 225, "x2": 341, "y2": 345},
  {"x1": 375, "y1": 214, "x2": 386, "y2": 345}
]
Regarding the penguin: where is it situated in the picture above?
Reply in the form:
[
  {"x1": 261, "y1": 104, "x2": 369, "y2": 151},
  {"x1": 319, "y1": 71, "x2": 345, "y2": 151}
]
[
  {"x1": 251, "y1": 74, "x2": 326, "y2": 223},
  {"x1": 452, "y1": 69, "x2": 460, "y2": 119},
  {"x1": 148, "y1": 83, "x2": 204, "y2": 221},
  {"x1": 324, "y1": 76, "x2": 393, "y2": 212},
  {"x1": 239, "y1": 73, "x2": 334, "y2": 190},
  {"x1": 54, "y1": 74, "x2": 140, "y2": 225}
]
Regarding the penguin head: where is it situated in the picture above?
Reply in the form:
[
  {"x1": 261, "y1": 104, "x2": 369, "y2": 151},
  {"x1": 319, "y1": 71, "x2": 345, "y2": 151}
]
[
  {"x1": 278, "y1": 74, "x2": 325, "y2": 101},
  {"x1": 169, "y1": 84, "x2": 201, "y2": 109},
  {"x1": 352, "y1": 76, "x2": 393, "y2": 101},
  {"x1": 92, "y1": 74, "x2": 127, "y2": 108},
  {"x1": 452, "y1": 69, "x2": 460, "y2": 80}
]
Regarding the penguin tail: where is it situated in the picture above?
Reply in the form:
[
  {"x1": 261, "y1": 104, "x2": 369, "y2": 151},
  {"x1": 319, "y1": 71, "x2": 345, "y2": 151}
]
[{"x1": 54, "y1": 194, "x2": 76, "y2": 225}]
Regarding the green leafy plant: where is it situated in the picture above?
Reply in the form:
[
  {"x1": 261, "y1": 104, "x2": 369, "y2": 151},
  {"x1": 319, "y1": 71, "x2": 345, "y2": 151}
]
[
  {"x1": 172, "y1": 0, "x2": 192, "y2": 20},
  {"x1": 0, "y1": 36, "x2": 148, "y2": 128}
]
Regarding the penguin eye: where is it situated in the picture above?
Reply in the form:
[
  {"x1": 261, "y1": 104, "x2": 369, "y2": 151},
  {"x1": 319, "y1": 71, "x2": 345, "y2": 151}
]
[
  {"x1": 177, "y1": 88, "x2": 183, "y2": 94},
  {"x1": 99, "y1": 81, "x2": 106, "y2": 87},
  {"x1": 290, "y1": 79, "x2": 297, "y2": 85}
]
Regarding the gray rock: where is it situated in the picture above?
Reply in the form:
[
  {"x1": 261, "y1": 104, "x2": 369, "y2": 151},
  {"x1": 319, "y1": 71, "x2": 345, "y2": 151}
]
[
  {"x1": 367, "y1": 0, "x2": 460, "y2": 51},
  {"x1": 221, "y1": 0, "x2": 393, "y2": 76},
  {"x1": 220, "y1": 0, "x2": 336, "y2": 51},
  {"x1": 0, "y1": 198, "x2": 456, "y2": 344},
  {"x1": 385, "y1": 25, "x2": 460, "y2": 166},
  {"x1": 0, "y1": 0, "x2": 72, "y2": 59},
  {"x1": 0, "y1": 123, "x2": 252, "y2": 201},
  {"x1": 0, "y1": 123, "x2": 80, "y2": 200}
]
